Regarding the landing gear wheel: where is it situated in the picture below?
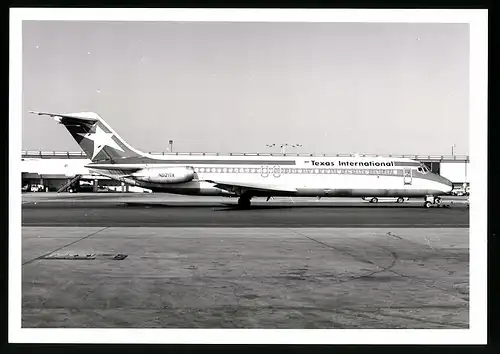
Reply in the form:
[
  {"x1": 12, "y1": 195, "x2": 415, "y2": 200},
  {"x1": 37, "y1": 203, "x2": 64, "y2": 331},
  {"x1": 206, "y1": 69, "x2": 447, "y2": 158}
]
[
  {"x1": 424, "y1": 201, "x2": 432, "y2": 208},
  {"x1": 370, "y1": 197, "x2": 378, "y2": 203},
  {"x1": 238, "y1": 196, "x2": 251, "y2": 208},
  {"x1": 397, "y1": 197, "x2": 404, "y2": 203}
]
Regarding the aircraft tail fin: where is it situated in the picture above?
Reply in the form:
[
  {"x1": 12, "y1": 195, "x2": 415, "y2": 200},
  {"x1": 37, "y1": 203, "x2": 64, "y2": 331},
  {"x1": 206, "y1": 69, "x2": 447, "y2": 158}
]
[{"x1": 29, "y1": 111, "x2": 145, "y2": 163}]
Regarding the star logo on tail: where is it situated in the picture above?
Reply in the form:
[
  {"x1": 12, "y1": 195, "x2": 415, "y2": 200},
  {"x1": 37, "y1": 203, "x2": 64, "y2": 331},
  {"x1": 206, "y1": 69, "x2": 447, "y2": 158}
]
[{"x1": 78, "y1": 125, "x2": 124, "y2": 160}]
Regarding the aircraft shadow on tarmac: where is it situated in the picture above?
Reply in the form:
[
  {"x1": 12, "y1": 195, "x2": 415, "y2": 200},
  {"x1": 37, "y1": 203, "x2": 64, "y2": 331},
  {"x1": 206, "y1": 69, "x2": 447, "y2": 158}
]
[
  {"x1": 122, "y1": 202, "x2": 452, "y2": 211},
  {"x1": 215, "y1": 203, "x2": 454, "y2": 211}
]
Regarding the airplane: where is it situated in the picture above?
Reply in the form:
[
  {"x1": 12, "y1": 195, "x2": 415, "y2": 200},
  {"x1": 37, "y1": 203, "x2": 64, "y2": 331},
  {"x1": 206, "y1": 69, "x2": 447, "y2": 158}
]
[{"x1": 29, "y1": 111, "x2": 453, "y2": 208}]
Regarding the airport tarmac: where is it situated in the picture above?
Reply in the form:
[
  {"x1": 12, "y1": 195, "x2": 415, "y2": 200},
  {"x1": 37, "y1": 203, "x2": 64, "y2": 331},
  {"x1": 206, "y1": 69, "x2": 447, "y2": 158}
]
[
  {"x1": 21, "y1": 193, "x2": 469, "y2": 329},
  {"x1": 22, "y1": 193, "x2": 469, "y2": 227}
]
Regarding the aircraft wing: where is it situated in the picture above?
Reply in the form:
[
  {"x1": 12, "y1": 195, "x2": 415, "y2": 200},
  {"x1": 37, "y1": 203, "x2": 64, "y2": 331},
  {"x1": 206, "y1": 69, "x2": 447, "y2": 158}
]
[{"x1": 206, "y1": 179, "x2": 297, "y2": 194}]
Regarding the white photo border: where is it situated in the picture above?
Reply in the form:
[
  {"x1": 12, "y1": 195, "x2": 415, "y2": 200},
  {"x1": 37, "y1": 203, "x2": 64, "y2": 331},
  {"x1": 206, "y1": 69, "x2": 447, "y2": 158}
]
[{"x1": 9, "y1": 8, "x2": 488, "y2": 345}]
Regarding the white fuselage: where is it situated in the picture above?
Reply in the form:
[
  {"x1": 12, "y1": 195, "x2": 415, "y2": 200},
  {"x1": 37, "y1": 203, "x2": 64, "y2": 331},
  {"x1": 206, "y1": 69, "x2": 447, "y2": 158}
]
[{"x1": 90, "y1": 155, "x2": 453, "y2": 198}]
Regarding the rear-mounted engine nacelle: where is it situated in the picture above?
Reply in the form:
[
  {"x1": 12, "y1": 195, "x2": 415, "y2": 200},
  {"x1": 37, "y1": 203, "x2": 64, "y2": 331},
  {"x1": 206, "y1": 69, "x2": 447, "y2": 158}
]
[{"x1": 132, "y1": 167, "x2": 195, "y2": 184}]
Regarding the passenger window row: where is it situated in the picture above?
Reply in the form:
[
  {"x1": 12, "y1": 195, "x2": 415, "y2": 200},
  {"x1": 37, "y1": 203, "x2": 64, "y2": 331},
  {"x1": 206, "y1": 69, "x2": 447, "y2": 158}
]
[{"x1": 193, "y1": 167, "x2": 401, "y2": 175}]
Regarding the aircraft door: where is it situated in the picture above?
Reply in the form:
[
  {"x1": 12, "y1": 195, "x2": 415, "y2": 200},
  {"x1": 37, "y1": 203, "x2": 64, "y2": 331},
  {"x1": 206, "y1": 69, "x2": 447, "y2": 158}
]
[
  {"x1": 403, "y1": 168, "x2": 412, "y2": 185},
  {"x1": 272, "y1": 165, "x2": 281, "y2": 178},
  {"x1": 261, "y1": 165, "x2": 269, "y2": 178}
]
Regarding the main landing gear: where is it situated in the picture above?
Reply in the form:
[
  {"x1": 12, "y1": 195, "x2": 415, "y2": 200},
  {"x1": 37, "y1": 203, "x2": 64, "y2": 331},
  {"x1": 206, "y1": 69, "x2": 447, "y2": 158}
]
[
  {"x1": 423, "y1": 196, "x2": 442, "y2": 208},
  {"x1": 237, "y1": 195, "x2": 252, "y2": 208}
]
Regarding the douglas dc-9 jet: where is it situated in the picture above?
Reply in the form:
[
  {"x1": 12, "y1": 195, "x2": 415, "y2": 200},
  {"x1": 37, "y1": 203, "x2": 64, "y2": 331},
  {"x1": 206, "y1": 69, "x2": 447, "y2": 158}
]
[{"x1": 30, "y1": 111, "x2": 453, "y2": 208}]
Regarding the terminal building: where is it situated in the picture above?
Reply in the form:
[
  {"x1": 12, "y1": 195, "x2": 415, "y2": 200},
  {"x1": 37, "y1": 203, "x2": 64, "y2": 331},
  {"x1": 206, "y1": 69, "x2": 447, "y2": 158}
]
[{"x1": 21, "y1": 150, "x2": 470, "y2": 193}]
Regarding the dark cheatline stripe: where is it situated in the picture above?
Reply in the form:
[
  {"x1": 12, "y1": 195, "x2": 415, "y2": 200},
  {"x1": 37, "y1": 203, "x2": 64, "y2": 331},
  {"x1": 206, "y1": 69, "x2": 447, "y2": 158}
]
[
  {"x1": 394, "y1": 162, "x2": 421, "y2": 167},
  {"x1": 117, "y1": 157, "x2": 297, "y2": 165}
]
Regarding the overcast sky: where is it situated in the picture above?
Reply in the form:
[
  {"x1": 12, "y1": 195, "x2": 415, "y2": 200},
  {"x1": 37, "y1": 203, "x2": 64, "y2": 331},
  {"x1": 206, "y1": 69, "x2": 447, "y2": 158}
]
[{"x1": 22, "y1": 21, "x2": 469, "y2": 155}]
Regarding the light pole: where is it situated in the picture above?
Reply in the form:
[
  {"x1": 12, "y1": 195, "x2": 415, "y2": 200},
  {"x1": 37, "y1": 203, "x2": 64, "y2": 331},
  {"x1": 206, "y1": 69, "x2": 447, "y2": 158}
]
[
  {"x1": 266, "y1": 143, "x2": 303, "y2": 154},
  {"x1": 451, "y1": 144, "x2": 456, "y2": 156},
  {"x1": 168, "y1": 140, "x2": 173, "y2": 153},
  {"x1": 281, "y1": 143, "x2": 302, "y2": 154}
]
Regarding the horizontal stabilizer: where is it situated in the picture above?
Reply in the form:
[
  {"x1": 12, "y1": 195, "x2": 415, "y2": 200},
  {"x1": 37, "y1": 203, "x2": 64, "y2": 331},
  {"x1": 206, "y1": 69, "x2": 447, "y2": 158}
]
[
  {"x1": 206, "y1": 179, "x2": 297, "y2": 193},
  {"x1": 29, "y1": 111, "x2": 100, "y2": 122}
]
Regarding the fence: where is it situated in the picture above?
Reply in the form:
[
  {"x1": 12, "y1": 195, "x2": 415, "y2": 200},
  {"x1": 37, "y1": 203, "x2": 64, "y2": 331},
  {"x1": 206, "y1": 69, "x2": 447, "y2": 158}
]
[{"x1": 21, "y1": 150, "x2": 470, "y2": 162}]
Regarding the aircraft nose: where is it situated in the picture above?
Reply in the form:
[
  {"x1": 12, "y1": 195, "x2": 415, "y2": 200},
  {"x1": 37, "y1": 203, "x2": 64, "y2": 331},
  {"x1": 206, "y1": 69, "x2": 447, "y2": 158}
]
[{"x1": 442, "y1": 176, "x2": 453, "y2": 194}]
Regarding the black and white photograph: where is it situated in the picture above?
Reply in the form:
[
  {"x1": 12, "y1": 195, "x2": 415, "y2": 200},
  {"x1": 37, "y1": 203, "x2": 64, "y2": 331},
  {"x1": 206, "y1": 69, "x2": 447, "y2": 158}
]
[{"x1": 10, "y1": 8, "x2": 487, "y2": 344}]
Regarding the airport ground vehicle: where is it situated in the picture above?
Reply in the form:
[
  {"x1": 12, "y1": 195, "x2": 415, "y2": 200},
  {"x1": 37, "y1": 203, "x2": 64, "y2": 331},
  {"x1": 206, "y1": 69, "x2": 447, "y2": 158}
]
[
  {"x1": 362, "y1": 197, "x2": 409, "y2": 203},
  {"x1": 451, "y1": 187, "x2": 469, "y2": 196},
  {"x1": 30, "y1": 110, "x2": 454, "y2": 208},
  {"x1": 26, "y1": 184, "x2": 45, "y2": 192}
]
